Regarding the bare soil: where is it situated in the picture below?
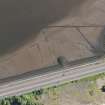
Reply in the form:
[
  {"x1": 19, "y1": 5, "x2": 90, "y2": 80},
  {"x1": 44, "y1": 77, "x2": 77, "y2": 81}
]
[{"x1": 0, "y1": 0, "x2": 105, "y2": 78}]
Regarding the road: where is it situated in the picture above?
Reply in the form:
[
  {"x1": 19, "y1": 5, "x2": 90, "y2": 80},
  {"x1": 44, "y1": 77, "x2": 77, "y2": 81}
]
[{"x1": 0, "y1": 56, "x2": 105, "y2": 98}]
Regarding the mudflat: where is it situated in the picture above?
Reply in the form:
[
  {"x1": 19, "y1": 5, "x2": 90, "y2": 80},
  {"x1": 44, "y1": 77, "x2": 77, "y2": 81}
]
[{"x1": 0, "y1": 0, "x2": 105, "y2": 78}]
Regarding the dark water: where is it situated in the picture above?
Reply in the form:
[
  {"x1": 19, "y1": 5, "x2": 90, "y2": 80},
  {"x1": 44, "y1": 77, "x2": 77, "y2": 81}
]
[{"x1": 0, "y1": 0, "x2": 86, "y2": 56}]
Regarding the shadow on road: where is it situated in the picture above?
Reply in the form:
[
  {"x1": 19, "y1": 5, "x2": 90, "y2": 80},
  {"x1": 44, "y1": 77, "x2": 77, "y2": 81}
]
[{"x1": 0, "y1": 0, "x2": 86, "y2": 56}]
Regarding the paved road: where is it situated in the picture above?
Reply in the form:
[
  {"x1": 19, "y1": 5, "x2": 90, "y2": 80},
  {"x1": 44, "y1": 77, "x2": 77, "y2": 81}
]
[{"x1": 0, "y1": 56, "x2": 105, "y2": 98}]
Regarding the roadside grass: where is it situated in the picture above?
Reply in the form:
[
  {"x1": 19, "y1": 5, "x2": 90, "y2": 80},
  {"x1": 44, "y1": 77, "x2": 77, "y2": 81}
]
[{"x1": 1, "y1": 72, "x2": 105, "y2": 105}]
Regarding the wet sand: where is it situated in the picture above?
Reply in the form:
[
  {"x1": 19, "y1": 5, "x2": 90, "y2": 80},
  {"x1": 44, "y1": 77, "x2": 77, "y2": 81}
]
[
  {"x1": 0, "y1": 0, "x2": 105, "y2": 79},
  {"x1": 0, "y1": 0, "x2": 86, "y2": 56}
]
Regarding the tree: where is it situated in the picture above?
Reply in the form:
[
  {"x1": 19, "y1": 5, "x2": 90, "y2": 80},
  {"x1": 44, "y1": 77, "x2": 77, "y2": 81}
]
[
  {"x1": 101, "y1": 85, "x2": 105, "y2": 92},
  {"x1": 33, "y1": 89, "x2": 43, "y2": 96},
  {"x1": 0, "y1": 99, "x2": 11, "y2": 105}
]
